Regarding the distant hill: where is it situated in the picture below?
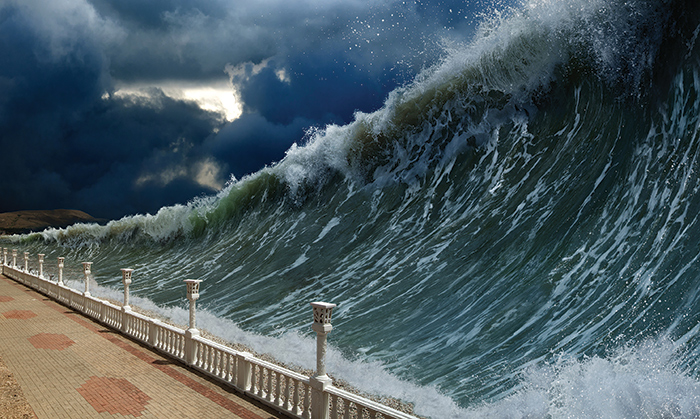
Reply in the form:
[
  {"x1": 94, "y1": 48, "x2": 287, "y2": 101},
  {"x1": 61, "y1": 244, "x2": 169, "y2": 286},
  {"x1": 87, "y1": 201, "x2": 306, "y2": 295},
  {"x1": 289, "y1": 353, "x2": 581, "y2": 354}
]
[{"x1": 0, "y1": 209, "x2": 101, "y2": 235}]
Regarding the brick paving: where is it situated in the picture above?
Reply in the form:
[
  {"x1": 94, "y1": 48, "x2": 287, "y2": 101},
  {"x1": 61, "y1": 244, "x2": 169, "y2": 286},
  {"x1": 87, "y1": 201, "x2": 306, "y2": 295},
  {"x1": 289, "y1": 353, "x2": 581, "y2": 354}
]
[
  {"x1": 2, "y1": 309, "x2": 37, "y2": 320},
  {"x1": 28, "y1": 333, "x2": 75, "y2": 351},
  {"x1": 0, "y1": 273, "x2": 287, "y2": 419},
  {"x1": 77, "y1": 376, "x2": 152, "y2": 416}
]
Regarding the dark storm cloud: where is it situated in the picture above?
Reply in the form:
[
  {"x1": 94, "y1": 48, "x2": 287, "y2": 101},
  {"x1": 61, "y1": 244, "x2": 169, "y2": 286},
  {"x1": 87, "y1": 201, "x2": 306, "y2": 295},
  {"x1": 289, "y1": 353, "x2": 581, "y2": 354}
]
[
  {"x1": 0, "y1": 2, "x2": 220, "y2": 218},
  {"x1": 0, "y1": 0, "x2": 508, "y2": 220}
]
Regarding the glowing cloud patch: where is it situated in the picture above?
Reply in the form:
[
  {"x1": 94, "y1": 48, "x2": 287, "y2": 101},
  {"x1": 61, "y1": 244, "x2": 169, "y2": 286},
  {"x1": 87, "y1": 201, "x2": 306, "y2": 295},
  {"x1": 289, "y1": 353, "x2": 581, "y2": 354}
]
[{"x1": 109, "y1": 80, "x2": 241, "y2": 122}]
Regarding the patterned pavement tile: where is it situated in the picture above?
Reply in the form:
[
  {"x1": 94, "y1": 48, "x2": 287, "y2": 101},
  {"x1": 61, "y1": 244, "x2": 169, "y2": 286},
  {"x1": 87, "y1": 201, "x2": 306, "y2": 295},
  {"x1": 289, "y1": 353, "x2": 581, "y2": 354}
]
[
  {"x1": 77, "y1": 376, "x2": 151, "y2": 417},
  {"x1": 28, "y1": 333, "x2": 75, "y2": 350},
  {"x1": 2, "y1": 310, "x2": 37, "y2": 320}
]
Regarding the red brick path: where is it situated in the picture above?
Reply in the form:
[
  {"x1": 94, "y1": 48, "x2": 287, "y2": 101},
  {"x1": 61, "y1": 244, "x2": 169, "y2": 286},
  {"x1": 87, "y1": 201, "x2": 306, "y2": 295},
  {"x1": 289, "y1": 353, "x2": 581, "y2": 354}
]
[
  {"x1": 77, "y1": 376, "x2": 152, "y2": 417},
  {"x1": 28, "y1": 333, "x2": 75, "y2": 350},
  {"x1": 2, "y1": 309, "x2": 37, "y2": 319}
]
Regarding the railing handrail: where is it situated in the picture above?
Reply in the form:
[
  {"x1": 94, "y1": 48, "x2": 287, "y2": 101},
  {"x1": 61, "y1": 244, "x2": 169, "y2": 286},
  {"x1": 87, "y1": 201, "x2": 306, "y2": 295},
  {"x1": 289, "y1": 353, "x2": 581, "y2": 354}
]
[
  {"x1": 153, "y1": 318, "x2": 184, "y2": 335},
  {"x1": 101, "y1": 299, "x2": 121, "y2": 310},
  {"x1": 326, "y1": 386, "x2": 417, "y2": 419}
]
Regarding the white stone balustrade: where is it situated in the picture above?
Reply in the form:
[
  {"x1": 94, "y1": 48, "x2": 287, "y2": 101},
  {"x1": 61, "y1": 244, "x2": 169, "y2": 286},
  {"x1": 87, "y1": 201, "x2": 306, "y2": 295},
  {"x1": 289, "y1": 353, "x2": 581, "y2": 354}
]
[
  {"x1": 23, "y1": 251, "x2": 29, "y2": 272},
  {"x1": 12, "y1": 249, "x2": 17, "y2": 268},
  {"x1": 0, "y1": 250, "x2": 416, "y2": 419},
  {"x1": 3, "y1": 248, "x2": 7, "y2": 266}
]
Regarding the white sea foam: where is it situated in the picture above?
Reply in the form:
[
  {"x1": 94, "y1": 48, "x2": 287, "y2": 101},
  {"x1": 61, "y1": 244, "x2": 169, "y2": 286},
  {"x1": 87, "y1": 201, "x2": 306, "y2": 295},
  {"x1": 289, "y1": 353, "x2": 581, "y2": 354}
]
[{"x1": 466, "y1": 339, "x2": 700, "y2": 418}]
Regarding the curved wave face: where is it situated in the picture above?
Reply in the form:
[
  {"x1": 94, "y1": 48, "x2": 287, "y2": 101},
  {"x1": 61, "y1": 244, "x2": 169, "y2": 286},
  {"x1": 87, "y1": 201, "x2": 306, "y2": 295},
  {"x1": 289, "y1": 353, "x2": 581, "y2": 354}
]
[{"x1": 6, "y1": 0, "x2": 700, "y2": 416}]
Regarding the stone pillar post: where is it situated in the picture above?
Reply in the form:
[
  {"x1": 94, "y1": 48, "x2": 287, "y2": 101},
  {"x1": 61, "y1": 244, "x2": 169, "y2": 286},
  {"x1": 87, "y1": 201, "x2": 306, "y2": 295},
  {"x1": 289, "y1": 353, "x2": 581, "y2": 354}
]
[
  {"x1": 120, "y1": 269, "x2": 133, "y2": 334},
  {"x1": 57, "y1": 257, "x2": 65, "y2": 286},
  {"x1": 121, "y1": 269, "x2": 133, "y2": 310},
  {"x1": 82, "y1": 262, "x2": 92, "y2": 297},
  {"x1": 11, "y1": 249, "x2": 17, "y2": 268},
  {"x1": 2, "y1": 248, "x2": 6, "y2": 266},
  {"x1": 309, "y1": 302, "x2": 336, "y2": 419},
  {"x1": 184, "y1": 279, "x2": 202, "y2": 365},
  {"x1": 236, "y1": 352, "x2": 253, "y2": 391},
  {"x1": 185, "y1": 279, "x2": 202, "y2": 331},
  {"x1": 23, "y1": 252, "x2": 29, "y2": 272},
  {"x1": 38, "y1": 254, "x2": 45, "y2": 278}
]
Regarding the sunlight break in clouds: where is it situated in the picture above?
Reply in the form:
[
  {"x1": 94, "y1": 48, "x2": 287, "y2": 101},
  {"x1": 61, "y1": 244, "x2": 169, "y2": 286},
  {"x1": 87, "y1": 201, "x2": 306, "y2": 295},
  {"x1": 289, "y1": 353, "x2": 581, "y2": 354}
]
[{"x1": 109, "y1": 79, "x2": 242, "y2": 122}]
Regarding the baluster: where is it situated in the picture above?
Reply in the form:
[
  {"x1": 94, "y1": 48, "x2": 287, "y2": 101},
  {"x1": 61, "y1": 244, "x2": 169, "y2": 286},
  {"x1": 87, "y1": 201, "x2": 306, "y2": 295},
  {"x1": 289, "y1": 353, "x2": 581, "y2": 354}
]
[
  {"x1": 192, "y1": 341, "x2": 199, "y2": 368},
  {"x1": 155, "y1": 328, "x2": 161, "y2": 350},
  {"x1": 274, "y1": 371, "x2": 282, "y2": 406},
  {"x1": 330, "y1": 394, "x2": 339, "y2": 419},
  {"x1": 302, "y1": 384, "x2": 311, "y2": 419},
  {"x1": 221, "y1": 351, "x2": 227, "y2": 378},
  {"x1": 219, "y1": 352, "x2": 226, "y2": 379},
  {"x1": 292, "y1": 379, "x2": 301, "y2": 415},
  {"x1": 168, "y1": 330, "x2": 174, "y2": 353},
  {"x1": 266, "y1": 368, "x2": 273, "y2": 401},
  {"x1": 343, "y1": 398, "x2": 351, "y2": 419},
  {"x1": 250, "y1": 363, "x2": 257, "y2": 394},
  {"x1": 225, "y1": 353, "x2": 233, "y2": 382},
  {"x1": 190, "y1": 340, "x2": 197, "y2": 367},
  {"x1": 257, "y1": 365, "x2": 265, "y2": 398},
  {"x1": 284, "y1": 375, "x2": 292, "y2": 411}
]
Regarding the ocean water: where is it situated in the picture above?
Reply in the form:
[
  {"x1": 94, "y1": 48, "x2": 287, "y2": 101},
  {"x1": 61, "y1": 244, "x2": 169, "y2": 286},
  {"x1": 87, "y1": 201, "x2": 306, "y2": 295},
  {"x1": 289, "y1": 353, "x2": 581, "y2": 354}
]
[{"x1": 4, "y1": 0, "x2": 700, "y2": 417}]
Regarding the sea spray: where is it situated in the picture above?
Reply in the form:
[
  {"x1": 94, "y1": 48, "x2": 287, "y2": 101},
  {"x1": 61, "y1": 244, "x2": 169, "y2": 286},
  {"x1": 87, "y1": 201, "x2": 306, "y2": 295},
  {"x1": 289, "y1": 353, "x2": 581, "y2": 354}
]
[{"x1": 467, "y1": 339, "x2": 700, "y2": 418}]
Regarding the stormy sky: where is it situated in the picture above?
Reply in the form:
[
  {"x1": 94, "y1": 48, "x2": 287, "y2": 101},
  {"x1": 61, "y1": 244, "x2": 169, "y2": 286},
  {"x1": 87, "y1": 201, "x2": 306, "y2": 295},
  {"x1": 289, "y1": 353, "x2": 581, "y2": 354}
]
[{"x1": 0, "y1": 0, "x2": 510, "y2": 220}]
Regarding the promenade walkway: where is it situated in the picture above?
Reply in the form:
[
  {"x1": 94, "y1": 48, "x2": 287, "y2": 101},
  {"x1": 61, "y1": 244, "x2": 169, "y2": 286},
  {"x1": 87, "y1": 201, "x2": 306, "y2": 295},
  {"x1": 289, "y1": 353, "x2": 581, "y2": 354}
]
[{"x1": 0, "y1": 273, "x2": 286, "y2": 418}]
